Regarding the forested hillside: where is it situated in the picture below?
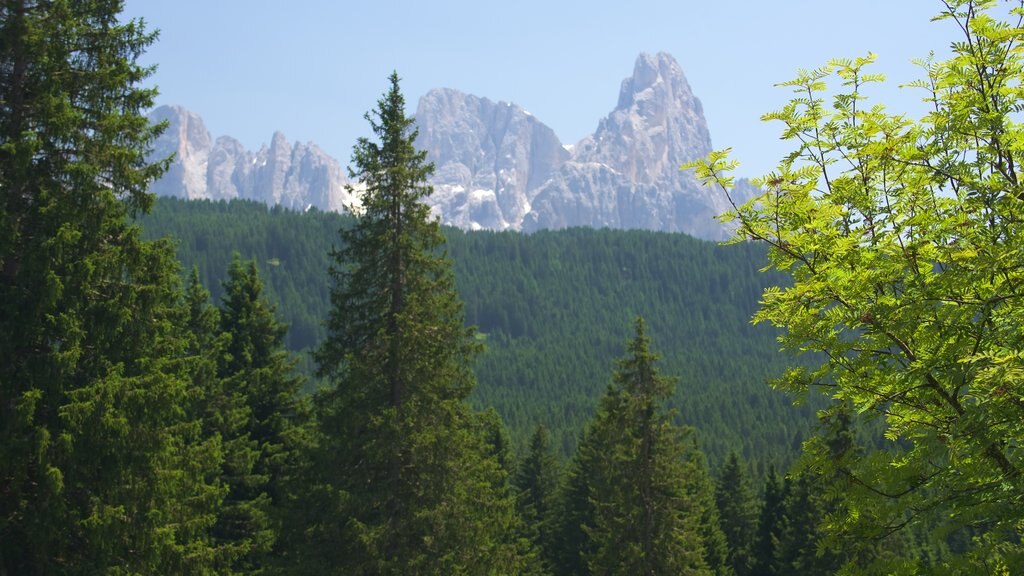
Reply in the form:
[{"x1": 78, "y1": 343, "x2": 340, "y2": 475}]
[{"x1": 139, "y1": 197, "x2": 813, "y2": 468}]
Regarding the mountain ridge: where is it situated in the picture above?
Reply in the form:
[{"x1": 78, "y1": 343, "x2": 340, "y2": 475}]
[{"x1": 147, "y1": 52, "x2": 751, "y2": 240}]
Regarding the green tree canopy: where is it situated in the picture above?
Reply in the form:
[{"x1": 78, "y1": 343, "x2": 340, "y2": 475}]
[
  {"x1": 688, "y1": 0, "x2": 1024, "y2": 569},
  {"x1": 305, "y1": 72, "x2": 526, "y2": 574},
  {"x1": 0, "y1": 0, "x2": 221, "y2": 572},
  {"x1": 569, "y1": 318, "x2": 719, "y2": 576}
]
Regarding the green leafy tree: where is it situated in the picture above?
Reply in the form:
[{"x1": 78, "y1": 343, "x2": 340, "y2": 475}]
[
  {"x1": 0, "y1": 0, "x2": 222, "y2": 572},
  {"x1": 688, "y1": 0, "x2": 1024, "y2": 568},
  {"x1": 716, "y1": 452, "x2": 757, "y2": 576},
  {"x1": 306, "y1": 72, "x2": 525, "y2": 574},
  {"x1": 577, "y1": 318, "x2": 715, "y2": 576}
]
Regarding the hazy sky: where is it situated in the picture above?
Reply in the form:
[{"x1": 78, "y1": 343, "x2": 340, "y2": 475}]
[{"x1": 122, "y1": 1, "x2": 962, "y2": 178}]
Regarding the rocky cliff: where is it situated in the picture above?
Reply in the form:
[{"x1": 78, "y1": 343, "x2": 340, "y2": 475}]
[
  {"x1": 148, "y1": 53, "x2": 748, "y2": 239},
  {"x1": 147, "y1": 105, "x2": 354, "y2": 211},
  {"x1": 414, "y1": 89, "x2": 570, "y2": 230}
]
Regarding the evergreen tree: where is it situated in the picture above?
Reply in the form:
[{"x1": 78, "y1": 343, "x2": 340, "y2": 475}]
[
  {"x1": 181, "y1": 267, "x2": 237, "y2": 570},
  {"x1": 514, "y1": 425, "x2": 562, "y2": 573},
  {"x1": 685, "y1": 444, "x2": 732, "y2": 576},
  {"x1": 716, "y1": 452, "x2": 757, "y2": 576},
  {"x1": 215, "y1": 254, "x2": 307, "y2": 573},
  {"x1": 577, "y1": 318, "x2": 713, "y2": 576},
  {"x1": 772, "y1": 474, "x2": 842, "y2": 576},
  {"x1": 751, "y1": 467, "x2": 786, "y2": 576},
  {"x1": 306, "y1": 72, "x2": 524, "y2": 574},
  {"x1": 552, "y1": 432, "x2": 598, "y2": 576},
  {"x1": 0, "y1": 1, "x2": 219, "y2": 571}
]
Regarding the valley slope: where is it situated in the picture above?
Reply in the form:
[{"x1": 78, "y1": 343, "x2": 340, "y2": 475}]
[{"x1": 140, "y1": 198, "x2": 813, "y2": 470}]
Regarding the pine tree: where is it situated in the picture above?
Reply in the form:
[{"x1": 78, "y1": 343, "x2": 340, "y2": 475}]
[
  {"x1": 716, "y1": 452, "x2": 757, "y2": 576},
  {"x1": 773, "y1": 474, "x2": 842, "y2": 575},
  {"x1": 552, "y1": 435, "x2": 598, "y2": 576},
  {"x1": 215, "y1": 254, "x2": 307, "y2": 573},
  {"x1": 0, "y1": 1, "x2": 219, "y2": 571},
  {"x1": 751, "y1": 467, "x2": 786, "y2": 576},
  {"x1": 306, "y1": 72, "x2": 524, "y2": 574},
  {"x1": 686, "y1": 446, "x2": 732, "y2": 576},
  {"x1": 514, "y1": 424, "x2": 562, "y2": 573},
  {"x1": 576, "y1": 318, "x2": 713, "y2": 576}
]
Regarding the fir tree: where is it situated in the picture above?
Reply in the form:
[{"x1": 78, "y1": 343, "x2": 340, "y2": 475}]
[
  {"x1": 552, "y1": 431, "x2": 597, "y2": 576},
  {"x1": 215, "y1": 254, "x2": 307, "y2": 573},
  {"x1": 0, "y1": 1, "x2": 219, "y2": 571},
  {"x1": 751, "y1": 467, "x2": 786, "y2": 576},
  {"x1": 307, "y1": 72, "x2": 524, "y2": 574},
  {"x1": 716, "y1": 452, "x2": 757, "y2": 576},
  {"x1": 514, "y1": 424, "x2": 562, "y2": 573},
  {"x1": 576, "y1": 318, "x2": 714, "y2": 576}
]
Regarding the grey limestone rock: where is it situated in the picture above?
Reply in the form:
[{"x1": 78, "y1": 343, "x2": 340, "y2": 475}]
[
  {"x1": 415, "y1": 88, "x2": 569, "y2": 230},
  {"x1": 148, "y1": 52, "x2": 749, "y2": 239},
  {"x1": 147, "y1": 106, "x2": 353, "y2": 212},
  {"x1": 148, "y1": 105, "x2": 212, "y2": 200},
  {"x1": 524, "y1": 52, "x2": 733, "y2": 239}
]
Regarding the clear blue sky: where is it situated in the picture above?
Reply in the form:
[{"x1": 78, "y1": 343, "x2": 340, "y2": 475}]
[{"x1": 122, "y1": 1, "x2": 962, "y2": 178}]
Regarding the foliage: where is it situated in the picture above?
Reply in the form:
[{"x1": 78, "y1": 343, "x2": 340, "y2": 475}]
[
  {"x1": 139, "y1": 197, "x2": 814, "y2": 470},
  {"x1": 687, "y1": 0, "x2": 1024, "y2": 569},
  {"x1": 715, "y1": 452, "x2": 757, "y2": 576},
  {"x1": 302, "y1": 73, "x2": 527, "y2": 574},
  {"x1": 565, "y1": 318, "x2": 719, "y2": 576},
  {"x1": 0, "y1": 0, "x2": 224, "y2": 572},
  {"x1": 514, "y1": 425, "x2": 563, "y2": 573},
  {"x1": 211, "y1": 254, "x2": 308, "y2": 573}
]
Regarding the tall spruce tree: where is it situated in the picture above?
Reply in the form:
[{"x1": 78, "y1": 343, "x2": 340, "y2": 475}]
[
  {"x1": 211, "y1": 254, "x2": 306, "y2": 573},
  {"x1": 751, "y1": 467, "x2": 786, "y2": 576},
  {"x1": 514, "y1": 424, "x2": 562, "y2": 573},
  {"x1": 0, "y1": 1, "x2": 220, "y2": 572},
  {"x1": 716, "y1": 452, "x2": 757, "y2": 576},
  {"x1": 307, "y1": 72, "x2": 524, "y2": 574},
  {"x1": 575, "y1": 318, "x2": 714, "y2": 576}
]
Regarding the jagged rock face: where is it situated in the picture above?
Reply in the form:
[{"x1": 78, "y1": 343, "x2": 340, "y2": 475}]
[
  {"x1": 415, "y1": 88, "x2": 569, "y2": 230},
  {"x1": 148, "y1": 105, "x2": 212, "y2": 200},
  {"x1": 148, "y1": 52, "x2": 747, "y2": 239},
  {"x1": 523, "y1": 52, "x2": 732, "y2": 239},
  {"x1": 146, "y1": 106, "x2": 355, "y2": 211},
  {"x1": 576, "y1": 51, "x2": 712, "y2": 184},
  {"x1": 206, "y1": 136, "x2": 249, "y2": 200}
]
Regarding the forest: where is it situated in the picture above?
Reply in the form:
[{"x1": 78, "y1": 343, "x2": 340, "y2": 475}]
[
  {"x1": 138, "y1": 196, "x2": 815, "y2": 469},
  {"x1": 3, "y1": 0, "x2": 1024, "y2": 574}
]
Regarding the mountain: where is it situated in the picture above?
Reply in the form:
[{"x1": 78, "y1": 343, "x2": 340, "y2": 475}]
[
  {"x1": 147, "y1": 52, "x2": 751, "y2": 239},
  {"x1": 522, "y1": 52, "x2": 736, "y2": 239},
  {"x1": 147, "y1": 105, "x2": 355, "y2": 211},
  {"x1": 414, "y1": 88, "x2": 570, "y2": 230},
  {"x1": 139, "y1": 197, "x2": 811, "y2": 468}
]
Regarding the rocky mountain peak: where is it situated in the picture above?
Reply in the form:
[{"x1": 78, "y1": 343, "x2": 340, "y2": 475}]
[
  {"x1": 415, "y1": 88, "x2": 569, "y2": 230},
  {"x1": 523, "y1": 52, "x2": 734, "y2": 239},
  {"x1": 576, "y1": 52, "x2": 712, "y2": 186},
  {"x1": 146, "y1": 105, "x2": 355, "y2": 211},
  {"x1": 149, "y1": 52, "x2": 746, "y2": 240},
  {"x1": 617, "y1": 52, "x2": 687, "y2": 109}
]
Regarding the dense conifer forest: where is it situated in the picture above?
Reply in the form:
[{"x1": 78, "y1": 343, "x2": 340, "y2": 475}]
[
  {"x1": 5, "y1": 0, "x2": 1024, "y2": 573},
  {"x1": 139, "y1": 197, "x2": 814, "y2": 468}
]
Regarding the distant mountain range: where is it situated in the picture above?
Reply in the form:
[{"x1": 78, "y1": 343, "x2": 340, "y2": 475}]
[{"x1": 147, "y1": 52, "x2": 753, "y2": 241}]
